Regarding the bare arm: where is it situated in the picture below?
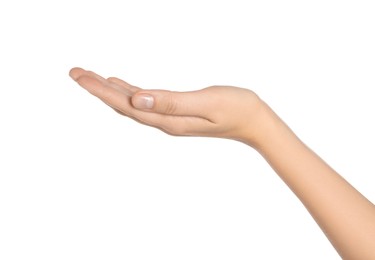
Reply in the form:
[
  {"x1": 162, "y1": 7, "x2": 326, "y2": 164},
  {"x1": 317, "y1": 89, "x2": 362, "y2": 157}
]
[
  {"x1": 69, "y1": 67, "x2": 375, "y2": 259},
  {"x1": 253, "y1": 103, "x2": 375, "y2": 259}
]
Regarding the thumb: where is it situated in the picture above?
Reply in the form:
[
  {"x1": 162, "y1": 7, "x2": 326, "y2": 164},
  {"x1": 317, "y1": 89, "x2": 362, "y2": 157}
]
[{"x1": 131, "y1": 89, "x2": 209, "y2": 116}]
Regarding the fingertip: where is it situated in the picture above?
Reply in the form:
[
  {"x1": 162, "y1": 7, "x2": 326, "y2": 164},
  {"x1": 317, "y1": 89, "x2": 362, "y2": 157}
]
[{"x1": 69, "y1": 67, "x2": 85, "y2": 80}]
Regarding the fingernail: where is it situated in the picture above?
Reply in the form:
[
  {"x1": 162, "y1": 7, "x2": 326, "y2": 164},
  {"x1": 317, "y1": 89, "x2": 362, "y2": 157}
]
[{"x1": 133, "y1": 94, "x2": 154, "y2": 109}]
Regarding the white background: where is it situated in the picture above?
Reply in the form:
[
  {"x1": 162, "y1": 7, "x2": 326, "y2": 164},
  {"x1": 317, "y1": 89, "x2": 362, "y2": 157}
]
[{"x1": 0, "y1": 0, "x2": 374, "y2": 259}]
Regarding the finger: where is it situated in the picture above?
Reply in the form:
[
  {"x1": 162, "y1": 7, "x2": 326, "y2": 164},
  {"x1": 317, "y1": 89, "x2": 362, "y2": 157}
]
[
  {"x1": 107, "y1": 77, "x2": 141, "y2": 93},
  {"x1": 75, "y1": 75, "x2": 135, "y2": 115},
  {"x1": 131, "y1": 112, "x2": 216, "y2": 136},
  {"x1": 106, "y1": 93, "x2": 215, "y2": 136},
  {"x1": 69, "y1": 67, "x2": 107, "y2": 83},
  {"x1": 113, "y1": 106, "x2": 214, "y2": 136},
  {"x1": 106, "y1": 81, "x2": 134, "y2": 97},
  {"x1": 106, "y1": 77, "x2": 140, "y2": 97},
  {"x1": 85, "y1": 70, "x2": 107, "y2": 82},
  {"x1": 76, "y1": 70, "x2": 139, "y2": 97},
  {"x1": 131, "y1": 89, "x2": 213, "y2": 118},
  {"x1": 71, "y1": 68, "x2": 133, "y2": 96}
]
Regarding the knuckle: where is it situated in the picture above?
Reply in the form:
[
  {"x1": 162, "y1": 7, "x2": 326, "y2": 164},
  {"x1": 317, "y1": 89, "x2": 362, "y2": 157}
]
[
  {"x1": 107, "y1": 77, "x2": 117, "y2": 82},
  {"x1": 162, "y1": 92, "x2": 178, "y2": 115}
]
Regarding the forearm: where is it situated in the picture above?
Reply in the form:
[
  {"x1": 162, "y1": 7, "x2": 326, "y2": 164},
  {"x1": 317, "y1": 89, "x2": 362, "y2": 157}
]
[{"x1": 250, "y1": 102, "x2": 375, "y2": 259}]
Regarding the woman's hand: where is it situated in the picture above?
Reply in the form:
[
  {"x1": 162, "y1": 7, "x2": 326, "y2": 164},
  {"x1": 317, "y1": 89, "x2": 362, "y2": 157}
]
[
  {"x1": 69, "y1": 67, "x2": 271, "y2": 147},
  {"x1": 69, "y1": 67, "x2": 375, "y2": 259}
]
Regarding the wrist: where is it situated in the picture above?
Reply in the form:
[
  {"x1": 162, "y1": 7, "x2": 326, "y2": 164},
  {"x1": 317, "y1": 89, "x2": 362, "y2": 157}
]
[{"x1": 239, "y1": 100, "x2": 294, "y2": 152}]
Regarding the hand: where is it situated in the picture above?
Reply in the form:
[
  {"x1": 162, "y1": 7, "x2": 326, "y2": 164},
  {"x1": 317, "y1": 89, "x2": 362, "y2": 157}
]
[
  {"x1": 69, "y1": 67, "x2": 271, "y2": 147},
  {"x1": 69, "y1": 68, "x2": 375, "y2": 259}
]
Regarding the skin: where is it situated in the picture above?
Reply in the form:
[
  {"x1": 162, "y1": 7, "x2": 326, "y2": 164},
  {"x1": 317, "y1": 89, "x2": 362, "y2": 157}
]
[{"x1": 70, "y1": 67, "x2": 375, "y2": 259}]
